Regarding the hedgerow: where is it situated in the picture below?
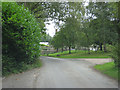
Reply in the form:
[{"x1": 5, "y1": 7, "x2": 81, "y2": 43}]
[{"x1": 2, "y1": 2, "x2": 42, "y2": 76}]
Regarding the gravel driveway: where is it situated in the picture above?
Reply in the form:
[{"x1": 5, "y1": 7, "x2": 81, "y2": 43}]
[{"x1": 2, "y1": 56, "x2": 118, "y2": 88}]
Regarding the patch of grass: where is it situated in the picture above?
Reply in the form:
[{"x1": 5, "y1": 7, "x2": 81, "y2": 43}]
[
  {"x1": 46, "y1": 50, "x2": 111, "y2": 58},
  {"x1": 44, "y1": 50, "x2": 77, "y2": 56},
  {"x1": 94, "y1": 62, "x2": 119, "y2": 80},
  {"x1": 3, "y1": 59, "x2": 42, "y2": 77}
]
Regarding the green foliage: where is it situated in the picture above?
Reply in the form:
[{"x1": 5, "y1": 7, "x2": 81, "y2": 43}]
[
  {"x1": 50, "y1": 27, "x2": 66, "y2": 51},
  {"x1": 41, "y1": 34, "x2": 52, "y2": 42},
  {"x1": 2, "y1": 2, "x2": 43, "y2": 76},
  {"x1": 50, "y1": 34, "x2": 61, "y2": 49},
  {"x1": 63, "y1": 17, "x2": 78, "y2": 47},
  {"x1": 111, "y1": 45, "x2": 120, "y2": 68},
  {"x1": 3, "y1": 55, "x2": 42, "y2": 76},
  {"x1": 51, "y1": 17, "x2": 79, "y2": 54}
]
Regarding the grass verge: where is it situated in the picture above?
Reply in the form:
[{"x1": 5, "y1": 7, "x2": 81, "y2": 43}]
[
  {"x1": 94, "y1": 62, "x2": 119, "y2": 80},
  {"x1": 3, "y1": 59, "x2": 42, "y2": 77},
  {"x1": 45, "y1": 50, "x2": 111, "y2": 58}
]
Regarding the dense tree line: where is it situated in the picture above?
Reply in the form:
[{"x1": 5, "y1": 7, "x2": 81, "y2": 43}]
[{"x1": 50, "y1": 2, "x2": 119, "y2": 67}]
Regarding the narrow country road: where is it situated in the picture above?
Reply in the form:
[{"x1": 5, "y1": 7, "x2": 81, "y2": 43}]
[{"x1": 3, "y1": 56, "x2": 118, "y2": 88}]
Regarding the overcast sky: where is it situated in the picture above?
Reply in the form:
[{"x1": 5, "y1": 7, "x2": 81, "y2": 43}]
[
  {"x1": 45, "y1": 20, "x2": 64, "y2": 37},
  {"x1": 45, "y1": 21, "x2": 56, "y2": 37}
]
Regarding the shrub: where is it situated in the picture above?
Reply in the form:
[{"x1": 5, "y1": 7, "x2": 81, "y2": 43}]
[
  {"x1": 111, "y1": 45, "x2": 120, "y2": 68},
  {"x1": 2, "y1": 2, "x2": 43, "y2": 76}
]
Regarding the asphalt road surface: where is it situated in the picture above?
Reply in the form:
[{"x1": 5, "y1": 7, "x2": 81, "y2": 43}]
[{"x1": 2, "y1": 56, "x2": 118, "y2": 88}]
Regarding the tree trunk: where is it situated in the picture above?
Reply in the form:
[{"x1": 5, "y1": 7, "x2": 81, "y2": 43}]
[
  {"x1": 88, "y1": 47, "x2": 90, "y2": 54},
  {"x1": 65, "y1": 47, "x2": 67, "y2": 51},
  {"x1": 75, "y1": 47, "x2": 77, "y2": 52},
  {"x1": 24, "y1": 2, "x2": 27, "y2": 7},
  {"x1": 103, "y1": 41, "x2": 107, "y2": 52},
  {"x1": 69, "y1": 46, "x2": 71, "y2": 54},
  {"x1": 100, "y1": 43, "x2": 102, "y2": 51},
  {"x1": 96, "y1": 45, "x2": 99, "y2": 51},
  {"x1": 61, "y1": 48, "x2": 63, "y2": 53},
  {"x1": 56, "y1": 48, "x2": 58, "y2": 52}
]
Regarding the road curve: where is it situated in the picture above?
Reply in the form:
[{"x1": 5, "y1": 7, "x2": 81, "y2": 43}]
[{"x1": 2, "y1": 56, "x2": 118, "y2": 88}]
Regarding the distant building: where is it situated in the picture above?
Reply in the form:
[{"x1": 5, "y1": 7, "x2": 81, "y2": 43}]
[{"x1": 40, "y1": 42, "x2": 49, "y2": 45}]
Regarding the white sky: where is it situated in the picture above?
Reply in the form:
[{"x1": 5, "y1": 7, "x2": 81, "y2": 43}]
[
  {"x1": 45, "y1": 21, "x2": 56, "y2": 37},
  {"x1": 45, "y1": 20, "x2": 64, "y2": 37}
]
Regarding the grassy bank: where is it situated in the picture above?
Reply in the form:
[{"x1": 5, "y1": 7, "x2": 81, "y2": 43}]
[
  {"x1": 94, "y1": 62, "x2": 119, "y2": 80},
  {"x1": 3, "y1": 59, "x2": 42, "y2": 77},
  {"x1": 45, "y1": 50, "x2": 111, "y2": 58}
]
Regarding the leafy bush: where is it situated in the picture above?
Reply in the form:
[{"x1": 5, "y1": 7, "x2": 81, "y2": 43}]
[
  {"x1": 2, "y1": 2, "x2": 43, "y2": 76},
  {"x1": 111, "y1": 45, "x2": 120, "y2": 68},
  {"x1": 2, "y1": 55, "x2": 42, "y2": 76}
]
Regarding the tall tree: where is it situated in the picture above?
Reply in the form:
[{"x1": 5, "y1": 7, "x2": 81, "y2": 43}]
[{"x1": 86, "y1": 2, "x2": 118, "y2": 52}]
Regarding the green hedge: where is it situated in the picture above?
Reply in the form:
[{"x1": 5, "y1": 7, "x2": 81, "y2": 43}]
[
  {"x1": 112, "y1": 45, "x2": 120, "y2": 68},
  {"x1": 2, "y1": 2, "x2": 43, "y2": 76}
]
